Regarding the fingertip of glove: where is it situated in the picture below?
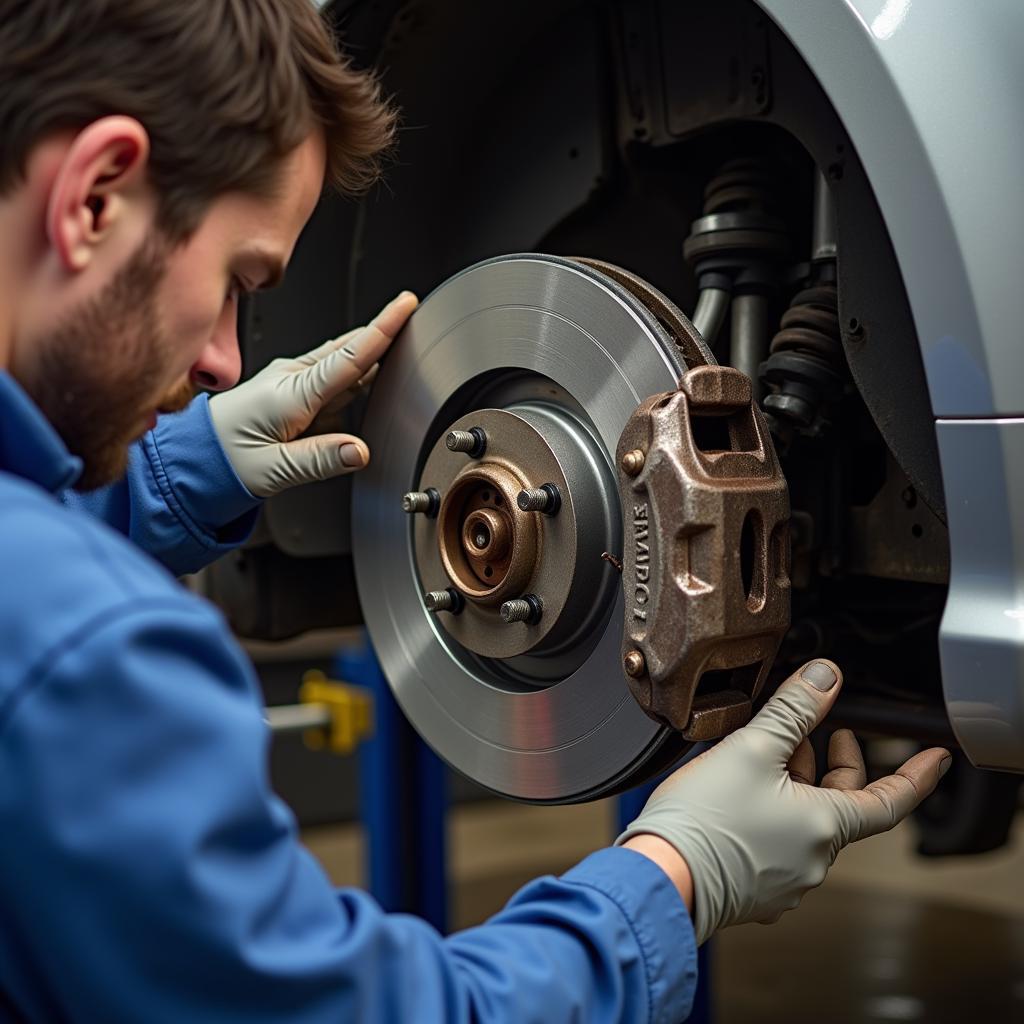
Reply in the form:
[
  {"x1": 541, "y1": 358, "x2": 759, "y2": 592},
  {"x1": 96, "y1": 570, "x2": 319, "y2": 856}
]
[
  {"x1": 380, "y1": 291, "x2": 419, "y2": 320},
  {"x1": 800, "y1": 660, "x2": 839, "y2": 691},
  {"x1": 341, "y1": 442, "x2": 366, "y2": 468}
]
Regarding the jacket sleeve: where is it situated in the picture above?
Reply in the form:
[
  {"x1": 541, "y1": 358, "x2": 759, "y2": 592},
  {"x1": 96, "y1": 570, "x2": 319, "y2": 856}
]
[
  {"x1": 61, "y1": 395, "x2": 260, "y2": 576},
  {"x1": 0, "y1": 597, "x2": 697, "y2": 1024}
]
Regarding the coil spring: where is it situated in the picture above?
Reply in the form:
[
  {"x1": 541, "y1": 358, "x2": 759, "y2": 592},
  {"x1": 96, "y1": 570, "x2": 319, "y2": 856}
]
[
  {"x1": 769, "y1": 284, "x2": 841, "y2": 362},
  {"x1": 701, "y1": 158, "x2": 776, "y2": 215},
  {"x1": 683, "y1": 157, "x2": 789, "y2": 280},
  {"x1": 761, "y1": 282, "x2": 846, "y2": 432}
]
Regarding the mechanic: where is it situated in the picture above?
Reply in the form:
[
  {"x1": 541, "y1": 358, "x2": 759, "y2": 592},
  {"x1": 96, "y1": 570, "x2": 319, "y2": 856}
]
[{"x1": 0, "y1": 2, "x2": 951, "y2": 1021}]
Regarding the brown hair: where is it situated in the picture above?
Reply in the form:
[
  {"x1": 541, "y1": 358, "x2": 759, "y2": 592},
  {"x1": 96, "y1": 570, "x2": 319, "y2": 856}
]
[{"x1": 0, "y1": 0, "x2": 397, "y2": 240}]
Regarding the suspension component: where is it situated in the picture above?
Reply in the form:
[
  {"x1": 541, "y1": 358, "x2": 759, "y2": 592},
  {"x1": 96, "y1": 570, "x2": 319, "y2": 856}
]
[
  {"x1": 760, "y1": 170, "x2": 848, "y2": 435},
  {"x1": 760, "y1": 284, "x2": 846, "y2": 431},
  {"x1": 683, "y1": 158, "x2": 789, "y2": 352}
]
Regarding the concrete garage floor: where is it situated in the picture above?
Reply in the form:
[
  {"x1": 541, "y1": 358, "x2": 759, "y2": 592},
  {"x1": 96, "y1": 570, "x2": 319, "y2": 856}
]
[{"x1": 303, "y1": 800, "x2": 1024, "y2": 1022}]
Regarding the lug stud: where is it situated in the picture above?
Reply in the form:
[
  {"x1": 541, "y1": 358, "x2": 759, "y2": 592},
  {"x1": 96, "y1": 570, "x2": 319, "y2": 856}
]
[
  {"x1": 500, "y1": 594, "x2": 543, "y2": 625},
  {"x1": 516, "y1": 483, "x2": 562, "y2": 516},
  {"x1": 623, "y1": 650, "x2": 646, "y2": 678},
  {"x1": 424, "y1": 588, "x2": 465, "y2": 615},
  {"x1": 621, "y1": 449, "x2": 646, "y2": 476},
  {"x1": 402, "y1": 488, "x2": 440, "y2": 517},
  {"x1": 446, "y1": 427, "x2": 488, "y2": 458}
]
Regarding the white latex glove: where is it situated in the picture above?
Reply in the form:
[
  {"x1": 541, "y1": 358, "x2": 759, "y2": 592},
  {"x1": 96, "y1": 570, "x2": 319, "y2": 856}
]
[
  {"x1": 210, "y1": 292, "x2": 418, "y2": 498},
  {"x1": 617, "y1": 659, "x2": 950, "y2": 945}
]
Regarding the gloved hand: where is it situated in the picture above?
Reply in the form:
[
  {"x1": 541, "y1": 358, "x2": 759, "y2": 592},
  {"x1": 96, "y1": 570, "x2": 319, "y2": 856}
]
[
  {"x1": 209, "y1": 291, "x2": 418, "y2": 498},
  {"x1": 617, "y1": 659, "x2": 950, "y2": 945}
]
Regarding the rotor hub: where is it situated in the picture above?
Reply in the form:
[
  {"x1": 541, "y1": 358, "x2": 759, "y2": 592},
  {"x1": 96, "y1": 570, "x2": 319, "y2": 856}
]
[
  {"x1": 416, "y1": 405, "x2": 615, "y2": 661},
  {"x1": 441, "y1": 463, "x2": 531, "y2": 602}
]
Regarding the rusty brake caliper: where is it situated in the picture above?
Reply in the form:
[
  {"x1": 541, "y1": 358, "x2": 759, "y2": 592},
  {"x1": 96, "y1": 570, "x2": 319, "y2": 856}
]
[
  {"x1": 615, "y1": 338, "x2": 791, "y2": 741},
  {"x1": 573, "y1": 258, "x2": 790, "y2": 742}
]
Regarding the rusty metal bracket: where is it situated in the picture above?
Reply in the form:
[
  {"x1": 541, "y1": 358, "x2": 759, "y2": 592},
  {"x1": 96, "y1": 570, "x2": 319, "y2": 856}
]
[{"x1": 616, "y1": 363, "x2": 791, "y2": 739}]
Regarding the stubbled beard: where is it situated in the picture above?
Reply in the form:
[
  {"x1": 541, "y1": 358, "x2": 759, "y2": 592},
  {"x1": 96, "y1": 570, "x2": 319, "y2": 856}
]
[{"x1": 28, "y1": 238, "x2": 195, "y2": 491}]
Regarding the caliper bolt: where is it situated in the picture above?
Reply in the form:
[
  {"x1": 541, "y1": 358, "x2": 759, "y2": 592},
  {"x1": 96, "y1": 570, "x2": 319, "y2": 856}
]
[
  {"x1": 621, "y1": 449, "x2": 646, "y2": 476},
  {"x1": 446, "y1": 427, "x2": 488, "y2": 458},
  {"x1": 424, "y1": 588, "x2": 465, "y2": 615},
  {"x1": 516, "y1": 483, "x2": 562, "y2": 516},
  {"x1": 623, "y1": 650, "x2": 646, "y2": 678},
  {"x1": 500, "y1": 594, "x2": 543, "y2": 625},
  {"x1": 402, "y1": 488, "x2": 440, "y2": 517}
]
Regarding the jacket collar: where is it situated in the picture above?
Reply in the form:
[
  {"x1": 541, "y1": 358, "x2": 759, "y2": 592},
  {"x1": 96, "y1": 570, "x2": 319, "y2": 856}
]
[{"x1": 0, "y1": 371, "x2": 83, "y2": 493}]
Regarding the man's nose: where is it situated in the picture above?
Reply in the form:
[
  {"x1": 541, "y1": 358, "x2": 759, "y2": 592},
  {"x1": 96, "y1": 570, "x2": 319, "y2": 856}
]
[{"x1": 190, "y1": 319, "x2": 242, "y2": 392}]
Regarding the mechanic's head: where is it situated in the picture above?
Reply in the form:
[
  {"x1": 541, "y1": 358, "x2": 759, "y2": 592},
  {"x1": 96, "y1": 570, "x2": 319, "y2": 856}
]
[{"x1": 0, "y1": 0, "x2": 395, "y2": 488}]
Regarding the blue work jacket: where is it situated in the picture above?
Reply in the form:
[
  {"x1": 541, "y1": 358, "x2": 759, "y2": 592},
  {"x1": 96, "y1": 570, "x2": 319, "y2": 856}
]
[{"x1": 0, "y1": 370, "x2": 696, "y2": 1023}]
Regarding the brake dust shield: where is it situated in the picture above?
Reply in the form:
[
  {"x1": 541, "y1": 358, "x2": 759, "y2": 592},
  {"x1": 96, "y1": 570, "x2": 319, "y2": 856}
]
[{"x1": 352, "y1": 254, "x2": 789, "y2": 802}]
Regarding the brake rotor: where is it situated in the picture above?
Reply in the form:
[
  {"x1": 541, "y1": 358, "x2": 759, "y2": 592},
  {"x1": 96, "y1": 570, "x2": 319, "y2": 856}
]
[{"x1": 352, "y1": 253, "x2": 712, "y2": 802}]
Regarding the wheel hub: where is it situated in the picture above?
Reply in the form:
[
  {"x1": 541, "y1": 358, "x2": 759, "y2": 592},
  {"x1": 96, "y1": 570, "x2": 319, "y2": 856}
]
[{"x1": 415, "y1": 405, "x2": 615, "y2": 661}]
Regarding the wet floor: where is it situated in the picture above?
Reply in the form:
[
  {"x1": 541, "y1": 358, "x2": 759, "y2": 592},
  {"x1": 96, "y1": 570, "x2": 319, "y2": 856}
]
[
  {"x1": 715, "y1": 885, "x2": 1024, "y2": 1023},
  {"x1": 304, "y1": 799, "x2": 1024, "y2": 1022}
]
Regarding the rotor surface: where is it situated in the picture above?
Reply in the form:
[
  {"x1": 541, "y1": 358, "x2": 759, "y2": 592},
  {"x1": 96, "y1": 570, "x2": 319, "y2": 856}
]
[{"x1": 352, "y1": 254, "x2": 700, "y2": 801}]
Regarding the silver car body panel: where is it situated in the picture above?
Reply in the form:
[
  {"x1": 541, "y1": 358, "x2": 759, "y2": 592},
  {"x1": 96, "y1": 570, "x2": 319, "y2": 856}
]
[
  {"x1": 760, "y1": 0, "x2": 1024, "y2": 418},
  {"x1": 937, "y1": 419, "x2": 1024, "y2": 772},
  {"x1": 759, "y1": 0, "x2": 1024, "y2": 769}
]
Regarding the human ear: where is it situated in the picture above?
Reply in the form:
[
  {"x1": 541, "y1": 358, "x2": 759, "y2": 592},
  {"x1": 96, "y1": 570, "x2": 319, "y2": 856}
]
[{"x1": 45, "y1": 116, "x2": 151, "y2": 273}]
